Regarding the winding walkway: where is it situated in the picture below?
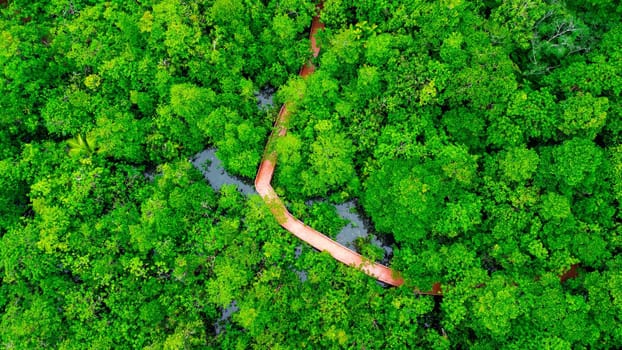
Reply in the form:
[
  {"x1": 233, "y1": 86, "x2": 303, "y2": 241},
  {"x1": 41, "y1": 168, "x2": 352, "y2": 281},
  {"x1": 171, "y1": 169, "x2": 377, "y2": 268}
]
[
  {"x1": 254, "y1": 6, "x2": 575, "y2": 296},
  {"x1": 254, "y1": 9, "x2": 439, "y2": 295}
]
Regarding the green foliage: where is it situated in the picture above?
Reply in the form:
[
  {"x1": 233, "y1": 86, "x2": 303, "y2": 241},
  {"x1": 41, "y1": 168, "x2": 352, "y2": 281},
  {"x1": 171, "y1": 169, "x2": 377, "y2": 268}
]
[
  {"x1": 301, "y1": 121, "x2": 356, "y2": 197},
  {"x1": 499, "y1": 146, "x2": 540, "y2": 183},
  {"x1": 559, "y1": 92, "x2": 608, "y2": 139},
  {"x1": 552, "y1": 137, "x2": 603, "y2": 189},
  {"x1": 66, "y1": 133, "x2": 97, "y2": 159},
  {"x1": 1, "y1": 0, "x2": 621, "y2": 348}
]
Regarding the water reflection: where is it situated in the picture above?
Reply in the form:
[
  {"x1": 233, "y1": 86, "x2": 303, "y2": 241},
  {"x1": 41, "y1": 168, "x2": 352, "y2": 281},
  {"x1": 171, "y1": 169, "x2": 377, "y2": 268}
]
[
  {"x1": 335, "y1": 201, "x2": 393, "y2": 264},
  {"x1": 191, "y1": 148, "x2": 256, "y2": 195},
  {"x1": 143, "y1": 171, "x2": 155, "y2": 182},
  {"x1": 254, "y1": 87, "x2": 275, "y2": 109},
  {"x1": 214, "y1": 301, "x2": 239, "y2": 335},
  {"x1": 295, "y1": 269, "x2": 308, "y2": 282}
]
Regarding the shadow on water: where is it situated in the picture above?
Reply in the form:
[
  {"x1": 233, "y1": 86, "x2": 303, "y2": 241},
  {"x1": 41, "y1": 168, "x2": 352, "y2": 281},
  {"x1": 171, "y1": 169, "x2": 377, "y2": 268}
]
[
  {"x1": 254, "y1": 87, "x2": 275, "y2": 109},
  {"x1": 334, "y1": 200, "x2": 394, "y2": 264},
  {"x1": 143, "y1": 171, "x2": 155, "y2": 182},
  {"x1": 293, "y1": 245, "x2": 308, "y2": 282},
  {"x1": 190, "y1": 148, "x2": 256, "y2": 196},
  {"x1": 214, "y1": 301, "x2": 239, "y2": 335}
]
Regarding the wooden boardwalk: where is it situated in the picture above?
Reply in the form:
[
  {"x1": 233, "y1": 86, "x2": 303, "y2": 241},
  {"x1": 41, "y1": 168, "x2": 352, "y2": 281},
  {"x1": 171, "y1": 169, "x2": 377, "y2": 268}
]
[{"x1": 253, "y1": 11, "x2": 440, "y2": 294}]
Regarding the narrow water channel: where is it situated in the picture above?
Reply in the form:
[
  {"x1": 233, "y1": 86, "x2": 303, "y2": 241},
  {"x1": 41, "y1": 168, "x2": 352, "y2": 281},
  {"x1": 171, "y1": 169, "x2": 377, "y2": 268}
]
[
  {"x1": 191, "y1": 148, "x2": 396, "y2": 329},
  {"x1": 190, "y1": 148, "x2": 394, "y2": 263}
]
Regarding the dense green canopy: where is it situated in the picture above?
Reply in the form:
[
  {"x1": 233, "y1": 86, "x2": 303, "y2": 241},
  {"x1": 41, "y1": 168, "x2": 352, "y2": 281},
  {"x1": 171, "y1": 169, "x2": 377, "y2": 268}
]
[{"x1": 1, "y1": 0, "x2": 621, "y2": 348}]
